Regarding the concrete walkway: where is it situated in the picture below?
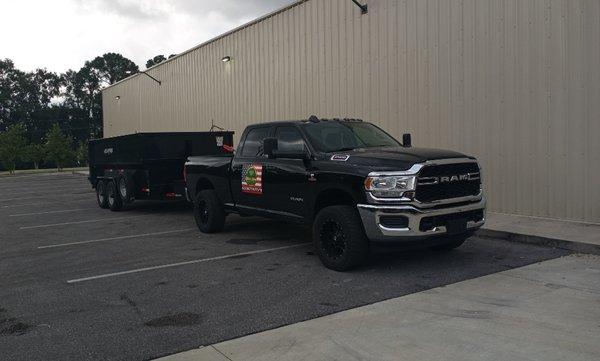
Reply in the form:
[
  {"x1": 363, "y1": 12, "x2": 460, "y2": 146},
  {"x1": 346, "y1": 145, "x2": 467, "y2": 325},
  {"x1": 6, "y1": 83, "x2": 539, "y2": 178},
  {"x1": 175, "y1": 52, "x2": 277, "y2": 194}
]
[
  {"x1": 480, "y1": 212, "x2": 600, "y2": 255},
  {"x1": 157, "y1": 254, "x2": 600, "y2": 361}
]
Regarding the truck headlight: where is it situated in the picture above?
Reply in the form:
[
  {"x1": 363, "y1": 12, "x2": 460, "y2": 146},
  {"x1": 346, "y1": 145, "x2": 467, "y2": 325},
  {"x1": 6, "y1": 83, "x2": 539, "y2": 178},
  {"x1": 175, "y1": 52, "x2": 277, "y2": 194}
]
[{"x1": 364, "y1": 175, "x2": 416, "y2": 198}]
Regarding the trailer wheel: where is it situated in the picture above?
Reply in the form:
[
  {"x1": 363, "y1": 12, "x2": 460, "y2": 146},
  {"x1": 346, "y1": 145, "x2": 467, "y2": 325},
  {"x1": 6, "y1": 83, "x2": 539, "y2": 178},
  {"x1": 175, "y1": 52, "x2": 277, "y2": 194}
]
[
  {"x1": 313, "y1": 205, "x2": 369, "y2": 271},
  {"x1": 107, "y1": 180, "x2": 124, "y2": 211},
  {"x1": 117, "y1": 176, "x2": 134, "y2": 204},
  {"x1": 194, "y1": 190, "x2": 225, "y2": 233},
  {"x1": 96, "y1": 181, "x2": 109, "y2": 209}
]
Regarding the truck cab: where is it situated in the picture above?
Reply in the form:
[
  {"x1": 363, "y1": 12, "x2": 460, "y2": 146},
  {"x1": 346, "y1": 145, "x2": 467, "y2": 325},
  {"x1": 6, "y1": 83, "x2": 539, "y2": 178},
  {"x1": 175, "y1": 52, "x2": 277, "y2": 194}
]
[{"x1": 185, "y1": 116, "x2": 485, "y2": 271}]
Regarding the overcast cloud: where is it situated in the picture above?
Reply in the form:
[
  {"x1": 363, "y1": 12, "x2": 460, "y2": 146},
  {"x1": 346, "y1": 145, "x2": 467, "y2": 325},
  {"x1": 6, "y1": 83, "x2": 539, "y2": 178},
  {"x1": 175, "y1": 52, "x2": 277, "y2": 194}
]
[{"x1": 1, "y1": 0, "x2": 294, "y2": 73}]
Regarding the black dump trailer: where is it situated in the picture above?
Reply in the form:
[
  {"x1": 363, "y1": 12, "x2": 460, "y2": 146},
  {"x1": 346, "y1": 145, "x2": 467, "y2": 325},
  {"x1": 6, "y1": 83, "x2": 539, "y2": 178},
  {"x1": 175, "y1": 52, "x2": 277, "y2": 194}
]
[{"x1": 89, "y1": 132, "x2": 233, "y2": 211}]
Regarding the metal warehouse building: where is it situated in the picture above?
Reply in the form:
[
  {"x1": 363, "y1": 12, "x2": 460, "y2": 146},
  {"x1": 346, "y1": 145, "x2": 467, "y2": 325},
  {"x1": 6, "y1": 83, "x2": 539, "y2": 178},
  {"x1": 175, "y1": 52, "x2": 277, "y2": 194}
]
[{"x1": 102, "y1": 0, "x2": 600, "y2": 224}]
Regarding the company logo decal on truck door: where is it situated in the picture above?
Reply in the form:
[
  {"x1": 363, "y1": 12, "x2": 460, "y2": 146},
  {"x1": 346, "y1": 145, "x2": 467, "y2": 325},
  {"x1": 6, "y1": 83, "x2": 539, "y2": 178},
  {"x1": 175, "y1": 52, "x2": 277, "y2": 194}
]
[{"x1": 242, "y1": 164, "x2": 263, "y2": 195}]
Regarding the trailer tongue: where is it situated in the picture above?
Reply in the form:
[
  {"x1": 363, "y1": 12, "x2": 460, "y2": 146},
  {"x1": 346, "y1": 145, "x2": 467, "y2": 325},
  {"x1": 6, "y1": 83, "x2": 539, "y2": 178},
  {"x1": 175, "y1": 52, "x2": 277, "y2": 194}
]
[{"x1": 89, "y1": 131, "x2": 234, "y2": 211}]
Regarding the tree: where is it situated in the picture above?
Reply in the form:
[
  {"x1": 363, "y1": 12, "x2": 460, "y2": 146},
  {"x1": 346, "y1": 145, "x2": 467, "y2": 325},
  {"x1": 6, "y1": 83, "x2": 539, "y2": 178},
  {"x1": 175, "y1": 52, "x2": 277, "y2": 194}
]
[
  {"x1": 146, "y1": 55, "x2": 167, "y2": 69},
  {"x1": 0, "y1": 59, "x2": 61, "y2": 134},
  {"x1": 146, "y1": 54, "x2": 178, "y2": 69},
  {"x1": 0, "y1": 124, "x2": 27, "y2": 174},
  {"x1": 1, "y1": 54, "x2": 138, "y2": 156},
  {"x1": 45, "y1": 124, "x2": 74, "y2": 171},
  {"x1": 76, "y1": 141, "x2": 88, "y2": 167},
  {"x1": 62, "y1": 53, "x2": 139, "y2": 139},
  {"x1": 87, "y1": 52, "x2": 139, "y2": 85},
  {"x1": 23, "y1": 143, "x2": 46, "y2": 169}
]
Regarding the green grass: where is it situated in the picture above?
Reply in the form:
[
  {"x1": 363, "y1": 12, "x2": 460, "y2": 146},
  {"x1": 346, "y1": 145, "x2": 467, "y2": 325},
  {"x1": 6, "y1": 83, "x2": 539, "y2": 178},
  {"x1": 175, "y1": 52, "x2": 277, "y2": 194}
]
[{"x1": 0, "y1": 167, "x2": 88, "y2": 177}]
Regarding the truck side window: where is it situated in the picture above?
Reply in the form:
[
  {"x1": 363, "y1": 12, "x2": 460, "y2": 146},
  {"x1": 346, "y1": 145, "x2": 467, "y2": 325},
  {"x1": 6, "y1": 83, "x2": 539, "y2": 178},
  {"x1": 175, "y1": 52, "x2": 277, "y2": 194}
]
[
  {"x1": 241, "y1": 127, "x2": 270, "y2": 157},
  {"x1": 275, "y1": 126, "x2": 306, "y2": 153}
]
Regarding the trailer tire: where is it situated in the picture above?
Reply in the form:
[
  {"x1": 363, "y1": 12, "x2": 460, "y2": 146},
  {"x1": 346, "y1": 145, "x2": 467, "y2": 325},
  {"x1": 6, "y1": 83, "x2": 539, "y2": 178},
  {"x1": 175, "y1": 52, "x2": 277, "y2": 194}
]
[
  {"x1": 194, "y1": 190, "x2": 225, "y2": 233},
  {"x1": 117, "y1": 176, "x2": 134, "y2": 204},
  {"x1": 313, "y1": 205, "x2": 369, "y2": 271},
  {"x1": 107, "y1": 180, "x2": 124, "y2": 211},
  {"x1": 96, "y1": 180, "x2": 109, "y2": 209}
]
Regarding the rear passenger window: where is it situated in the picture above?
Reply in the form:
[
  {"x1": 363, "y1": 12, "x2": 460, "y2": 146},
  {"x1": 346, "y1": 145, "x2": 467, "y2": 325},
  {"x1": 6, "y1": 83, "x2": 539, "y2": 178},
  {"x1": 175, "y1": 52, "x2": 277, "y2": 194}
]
[
  {"x1": 276, "y1": 126, "x2": 306, "y2": 153},
  {"x1": 241, "y1": 127, "x2": 270, "y2": 157}
]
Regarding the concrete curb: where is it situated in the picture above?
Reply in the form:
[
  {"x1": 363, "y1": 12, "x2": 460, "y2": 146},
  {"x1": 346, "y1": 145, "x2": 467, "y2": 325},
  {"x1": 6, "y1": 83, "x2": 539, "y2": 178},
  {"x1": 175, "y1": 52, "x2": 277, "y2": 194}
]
[{"x1": 476, "y1": 228, "x2": 600, "y2": 256}]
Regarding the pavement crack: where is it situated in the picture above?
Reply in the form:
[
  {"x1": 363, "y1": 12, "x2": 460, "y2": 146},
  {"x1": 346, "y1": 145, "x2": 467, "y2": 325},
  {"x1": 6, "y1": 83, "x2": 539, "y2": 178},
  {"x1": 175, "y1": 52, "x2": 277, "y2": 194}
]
[
  {"x1": 120, "y1": 293, "x2": 142, "y2": 315},
  {"x1": 211, "y1": 345, "x2": 234, "y2": 361}
]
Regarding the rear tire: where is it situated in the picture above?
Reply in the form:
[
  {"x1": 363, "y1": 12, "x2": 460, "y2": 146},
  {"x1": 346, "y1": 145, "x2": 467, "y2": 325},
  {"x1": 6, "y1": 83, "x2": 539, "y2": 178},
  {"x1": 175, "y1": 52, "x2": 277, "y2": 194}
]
[
  {"x1": 117, "y1": 176, "x2": 134, "y2": 204},
  {"x1": 313, "y1": 205, "x2": 369, "y2": 271},
  {"x1": 107, "y1": 180, "x2": 123, "y2": 211},
  {"x1": 194, "y1": 190, "x2": 225, "y2": 233},
  {"x1": 96, "y1": 181, "x2": 108, "y2": 209},
  {"x1": 430, "y1": 233, "x2": 471, "y2": 251}
]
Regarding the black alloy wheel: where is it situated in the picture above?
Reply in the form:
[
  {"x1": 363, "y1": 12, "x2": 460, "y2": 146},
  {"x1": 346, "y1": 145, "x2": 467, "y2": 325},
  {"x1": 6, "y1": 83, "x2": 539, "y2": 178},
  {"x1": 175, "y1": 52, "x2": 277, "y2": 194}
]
[
  {"x1": 313, "y1": 205, "x2": 369, "y2": 271},
  {"x1": 319, "y1": 219, "x2": 347, "y2": 260},
  {"x1": 194, "y1": 190, "x2": 225, "y2": 233}
]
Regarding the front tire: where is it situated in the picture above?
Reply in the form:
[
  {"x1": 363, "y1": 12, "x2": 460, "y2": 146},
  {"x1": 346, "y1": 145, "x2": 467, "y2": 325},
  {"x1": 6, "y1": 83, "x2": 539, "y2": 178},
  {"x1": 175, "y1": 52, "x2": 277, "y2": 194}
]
[
  {"x1": 313, "y1": 205, "x2": 369, "y2": 271},
  {"x1": 96, "y1": 181, "x2": 108, "y2": 209},
  {"x1": 194, "y1": 190, "x2": 225, "y2": 233},
  {"x1": 107, "y1": 181, "x2": 123, "y2": 211}
]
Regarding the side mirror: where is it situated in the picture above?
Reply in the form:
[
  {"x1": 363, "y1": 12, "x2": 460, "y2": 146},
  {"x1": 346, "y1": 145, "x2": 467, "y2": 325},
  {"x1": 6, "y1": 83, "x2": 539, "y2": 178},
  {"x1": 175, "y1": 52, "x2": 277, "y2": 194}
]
[
  {"x1": 263, "y1": 137, "x2": 278, "y2": 158},
  {"x1": 402, "y1": 133, "x2": 412, "y2": 147}
]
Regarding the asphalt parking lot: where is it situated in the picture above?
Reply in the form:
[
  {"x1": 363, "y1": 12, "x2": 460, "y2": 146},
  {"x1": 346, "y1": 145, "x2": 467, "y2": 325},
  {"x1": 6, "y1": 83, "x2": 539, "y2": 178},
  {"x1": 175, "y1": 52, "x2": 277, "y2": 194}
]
[{"x1": 0, "y1": 173, "x2": 571, "y2": 361}]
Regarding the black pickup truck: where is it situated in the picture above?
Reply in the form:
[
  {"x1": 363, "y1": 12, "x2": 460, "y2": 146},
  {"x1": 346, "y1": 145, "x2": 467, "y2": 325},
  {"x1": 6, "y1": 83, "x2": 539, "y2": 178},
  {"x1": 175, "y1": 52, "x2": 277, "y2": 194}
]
[{"x1": 185, "y1": 116, "x2": 485, "y2": 271}]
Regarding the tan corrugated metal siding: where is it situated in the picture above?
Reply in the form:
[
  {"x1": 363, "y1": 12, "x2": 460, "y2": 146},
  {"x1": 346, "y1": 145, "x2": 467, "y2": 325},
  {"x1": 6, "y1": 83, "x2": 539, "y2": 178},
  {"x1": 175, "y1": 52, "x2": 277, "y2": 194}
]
[{"x1": 102, "y1": 0, "x2": 600, "y2": 223}]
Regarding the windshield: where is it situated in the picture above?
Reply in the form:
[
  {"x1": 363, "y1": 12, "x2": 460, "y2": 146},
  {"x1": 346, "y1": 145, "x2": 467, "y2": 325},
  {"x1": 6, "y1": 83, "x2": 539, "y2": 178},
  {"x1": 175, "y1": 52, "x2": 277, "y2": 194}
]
[{"x1": 301, "y1": 121, "x2": 400, "y2": 152}]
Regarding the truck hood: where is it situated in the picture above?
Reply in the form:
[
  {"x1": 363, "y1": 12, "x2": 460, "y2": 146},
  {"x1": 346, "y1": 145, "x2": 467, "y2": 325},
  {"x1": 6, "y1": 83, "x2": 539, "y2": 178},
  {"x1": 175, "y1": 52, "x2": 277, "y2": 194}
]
[{"x1": 327, "y1": 146, "x2": 472, "y2": 171}]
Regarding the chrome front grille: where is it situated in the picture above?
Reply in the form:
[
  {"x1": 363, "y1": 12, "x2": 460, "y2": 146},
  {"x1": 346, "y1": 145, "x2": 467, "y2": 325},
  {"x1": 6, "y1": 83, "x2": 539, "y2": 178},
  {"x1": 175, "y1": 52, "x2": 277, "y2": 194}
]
[{"x1": 415, "y1": 162, "x2": 481, "y2": 203}]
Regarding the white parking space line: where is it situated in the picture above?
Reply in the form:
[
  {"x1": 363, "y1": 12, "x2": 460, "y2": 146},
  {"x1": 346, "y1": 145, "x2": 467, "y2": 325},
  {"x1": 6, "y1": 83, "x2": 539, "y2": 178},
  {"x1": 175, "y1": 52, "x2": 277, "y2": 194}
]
[
  {"x1": 0, "y1": 190, "x2": 93, "y2": 198},
  {"x1": 2, "y1": 200, "x2": 93, "y2": 208},
  {"x1": 0, "y1": 185, "x2": 89, "y2": 194},
  {"x1": 10, "y1": 208, "x2": 97, "y2": 217},
  {"x1": 19, "y1": 215, "x2": 145, "y2": 230},
  {"x1": 0, "y1": 193, "x2": 91, "y2": 203},
  {"x1": 0, "y1": 195, "x2": 46, "y2": 202},
  {"x1": 67, "y1": 243, "x2": 311, "y2": 283},
  {"x1": 38, "y1": 228, "x2": 197, "y2": 249},
  {"x1": 0, "y1": 173, "x2": 84, "y2": 180},
  {"x1": 2, "y1": 202, "x2": 58, "y2": 209}
]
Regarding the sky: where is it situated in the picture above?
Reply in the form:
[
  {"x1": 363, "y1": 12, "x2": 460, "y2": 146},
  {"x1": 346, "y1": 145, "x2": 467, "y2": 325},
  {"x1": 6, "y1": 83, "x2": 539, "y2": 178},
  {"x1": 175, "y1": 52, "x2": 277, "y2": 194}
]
[{"x1": 1, "y1": 0, "x2": 295, "y2": 73}]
